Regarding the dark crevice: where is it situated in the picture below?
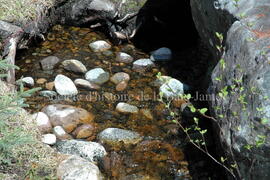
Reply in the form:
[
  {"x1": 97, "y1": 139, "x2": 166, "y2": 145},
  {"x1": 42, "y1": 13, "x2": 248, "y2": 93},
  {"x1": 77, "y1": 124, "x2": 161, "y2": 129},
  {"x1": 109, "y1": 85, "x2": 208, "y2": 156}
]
[{"x1": 132, "y1": 0, "x2": 227, "y2": 179}]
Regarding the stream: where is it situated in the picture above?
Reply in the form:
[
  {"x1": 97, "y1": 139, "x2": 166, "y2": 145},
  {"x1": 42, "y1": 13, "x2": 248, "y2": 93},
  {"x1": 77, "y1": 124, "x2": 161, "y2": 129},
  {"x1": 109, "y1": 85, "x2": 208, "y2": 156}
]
[{"x1": 15, "y1": 25, "x2": 219, "y2": 179}]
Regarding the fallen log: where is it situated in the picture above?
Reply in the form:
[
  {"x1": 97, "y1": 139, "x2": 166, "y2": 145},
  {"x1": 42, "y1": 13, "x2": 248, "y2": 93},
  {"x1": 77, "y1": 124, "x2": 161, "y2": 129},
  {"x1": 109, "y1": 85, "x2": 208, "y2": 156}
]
[{"x1": 0, "y1": 21, "x2": 24, "y2": 84}]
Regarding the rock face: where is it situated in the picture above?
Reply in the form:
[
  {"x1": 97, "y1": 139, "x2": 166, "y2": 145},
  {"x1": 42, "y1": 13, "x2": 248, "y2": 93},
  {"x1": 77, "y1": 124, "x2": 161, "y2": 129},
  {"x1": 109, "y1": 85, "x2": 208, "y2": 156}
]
[
  {"x1": 54, "y1": 74, "x2": 78, "y2": 95},
  {"x1": 57, "y1": 155, "x2": 103, "y2": 180},
  {"x1": 42, "y1": 104, "x2": 95, "y2": 133},
  {"x1": 56, "y1": 140, "x2": 107, "y2": 162},
  {"x1": 191, "y1": 0, "x2": 270, "y2": 179},
  {"x1": 97, "y1": 128, "x2": 143, "y2": 147}
]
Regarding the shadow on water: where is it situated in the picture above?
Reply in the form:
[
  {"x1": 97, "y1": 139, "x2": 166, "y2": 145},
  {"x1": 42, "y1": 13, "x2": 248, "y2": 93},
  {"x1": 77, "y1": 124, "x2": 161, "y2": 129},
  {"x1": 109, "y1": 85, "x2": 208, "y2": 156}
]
[{"x1": 133, "y1": 0, "x2": 228, "y2": 179}]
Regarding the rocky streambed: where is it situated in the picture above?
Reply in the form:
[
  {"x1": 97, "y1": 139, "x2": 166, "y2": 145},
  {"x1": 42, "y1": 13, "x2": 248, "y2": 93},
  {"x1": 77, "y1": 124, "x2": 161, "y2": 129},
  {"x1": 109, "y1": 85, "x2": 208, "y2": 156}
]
[{"x1": 16, "y1": 25, "x2": 193, "y2": 179}]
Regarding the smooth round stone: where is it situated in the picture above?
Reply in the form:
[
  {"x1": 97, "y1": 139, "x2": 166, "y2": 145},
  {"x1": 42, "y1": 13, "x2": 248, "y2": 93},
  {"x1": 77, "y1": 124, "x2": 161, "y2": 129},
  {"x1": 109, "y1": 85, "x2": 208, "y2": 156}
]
[
  {"x1": 72, "y1": 124, "x2": 95, "y2": 139},
  {"x1": 53, "y1": 126, "x2": 73, "y2": 140},
  {"x1": 140, "y1": 109, "x2": 153, "y2": 120},
  {"x1": 61, "y1": 59, "x2": 87, "y2": 73},
  {"x1": 54, "y1": 74, "x2": 78, "y2": 96},
  {"x1": 132, "y1": 59, "x2": 155, "y2": 72},
  {"x1": 32, "y1": 112, "x2": 52, "y2": 134},
  {"x1": 39, "y1": 90, "x2": 57, "y2": 98},
  {"x1": 102, "y1": 50, "x2": 113, "y2": 56},
  {"x1": 36, "y1": 78, "x2": 47, "y2": 84},
  {"x1": 115, "y1": 52, "x2": 134, "y2": 63},
  {"x1": 110, "y1": 72, "x2": 130, "y2": 84},
  {"x1": 97, "y1": 128, "x2": 143, "y2": 147},
  {"x1": 89, "y1": 40, "x2": 111, "y2": 52},
  {"x1": 19, "y1": 77, "x2": 34, "y2": 87},
  {"x1": 45, "y1": 82, "x2": 54, "y2": 90},
  {"x1": 160, "y1": 78, "x2": 184, "y2": 99},
  {"x1": 150, "y1": 47, "x2": 172, "y2": 61},
  {"x1": 40, "y1": 56, "x2": 60, "y2": 70},
  {"x1": 85, "y1": 68, "x2": 109, "y2": 85},
  {"x1": 116, "y1": 81, "x2": 128, "y2": 91},
  {"x1": 41, "y1": 134, "x2": 57, "y2": 145},
  {"x1": 116, "y1": 102, "x2": 139, "y2": 114},
  {"x1": 42, "y1": 104, "x2": 95, "y2": 133},
  {"x1": 57, "y1": 155, "x2": 103, "y2": 180},
  {"x1": 56, "y1": 140, "x2": 107, "y2": 162},
  {"x1": 74, "y1": 79, "x2": 100, "y2": 90}
]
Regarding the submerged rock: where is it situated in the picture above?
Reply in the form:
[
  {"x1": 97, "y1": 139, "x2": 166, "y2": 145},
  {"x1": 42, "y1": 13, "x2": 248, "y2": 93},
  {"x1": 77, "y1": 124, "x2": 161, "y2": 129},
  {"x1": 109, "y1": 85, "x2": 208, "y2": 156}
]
[
  {"x1": 61, "y1": 59, "x2": 87, "y2": 73},
  {"x1": 42, "y1": 104, "x2": 95, "y2": 133},
  {"x1": 132, "y1": 59, "x2": 155, "y2": 72},
  {"x1": 57, "y1": 155, "x2": 103, "y2": 180},
  {"x1": 36, "y1": 78, "x2": 47, "y2": 84},
  {"x1": 89, "y1": 40, "x2": 111, "y2": 52},
  {"x1": 39, "y1": 90, "x2": 57, "y2": 98},
  {"x1": 159, "y1": 78, "x2": 184, "y2": 99},
  {"x1": 110, "y1": 72, "x2": 130, "y2": 84},
  {"x1": 74, "y1": 79, "x2": 100, "y2": 90},
  {"x1": 116, "y1": 52, "x2": 134, "y2": 63},
  {"x1": 116, "y1": 102, "x2": 139, "y2": 114},
  {"x1": 150, "y1": 47, "x2": 172, "y2": 61},
  {"x1": 116, "y1": 81, "x2": 128, "y2": 91},
  {"x1": 97, "y1": 128, "x2": 143, "y2": 147},
  {"x1": 40, "y1": 56, "x2": 60, "y2": 70},
  {"x1": 85, "y1": 68, "x2": 110, "y2": 85},
  {"x1": 56, "y1": 140, "x2": 107, "y2": 162},
  {"x1": 54, "y1": 74, "x2": 78, "y2": 96}
]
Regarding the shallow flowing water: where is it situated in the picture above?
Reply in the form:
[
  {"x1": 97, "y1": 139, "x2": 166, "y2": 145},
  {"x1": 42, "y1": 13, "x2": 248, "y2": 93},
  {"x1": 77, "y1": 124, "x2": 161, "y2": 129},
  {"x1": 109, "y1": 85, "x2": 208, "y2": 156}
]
[{"x1": 16, "y1": 25, "x2": 192, "y2": 179}]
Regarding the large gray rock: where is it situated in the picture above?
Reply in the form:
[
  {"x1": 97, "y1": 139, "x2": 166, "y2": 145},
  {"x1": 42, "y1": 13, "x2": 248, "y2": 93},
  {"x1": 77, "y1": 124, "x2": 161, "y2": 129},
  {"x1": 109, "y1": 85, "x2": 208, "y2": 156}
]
[
  {"x1": 56, "y1": 140, "x2": 107, "y2": 162},
  {"x1": 57, "y1": 155, "x2": 103, "y2": 180},
  {"x1": 191, "y1": 0, "x2": 270, "y2": 179}
]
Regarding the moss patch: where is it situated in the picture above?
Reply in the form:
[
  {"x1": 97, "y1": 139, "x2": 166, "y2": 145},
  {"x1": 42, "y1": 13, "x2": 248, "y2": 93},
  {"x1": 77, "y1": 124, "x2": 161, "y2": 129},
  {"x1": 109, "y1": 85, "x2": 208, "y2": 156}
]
[
  {"x1": 0, "y1": 80, "x2": 58, "y2": 179},
  {"x1": 0, "y1": 0, "x2": 55, "y2": 24}
]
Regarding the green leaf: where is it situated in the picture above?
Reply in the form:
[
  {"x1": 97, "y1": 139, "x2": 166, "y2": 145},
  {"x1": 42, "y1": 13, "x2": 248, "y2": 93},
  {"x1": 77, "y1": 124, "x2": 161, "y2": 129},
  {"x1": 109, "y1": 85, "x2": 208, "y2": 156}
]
[
  {"x1": 220, "y1": 156, "x2": 226, "y2": 163},
  {"x1": 193, "y1": 117, "x2": 199, "y2": 124},
  {"x1": 189, "y1": 105, "x2": 196, "y2": 113},
  {"x1": 172, "y1": 120, "x2": 178, "y2": 124},
  {"x1": 199, "y1": 108, "x2": 208, "y2": 114},
  {"x1": 200, "y1": 129, "x2": 207, "y2": 135}
]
